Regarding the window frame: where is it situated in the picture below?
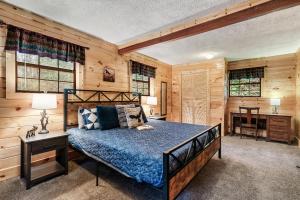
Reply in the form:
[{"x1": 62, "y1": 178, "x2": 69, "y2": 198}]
[
  {"x1": 132, "y1": 73, "x2": 150, "y2": 96},
  {"x1": 229, "y1": 77, "x2": 261, "y2": 97},
  {"x1": 15, "y1": 52, "x2": 76, "y2": 94}
]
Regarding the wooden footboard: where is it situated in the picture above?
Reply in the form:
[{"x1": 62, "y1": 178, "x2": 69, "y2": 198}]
[{"x1": 163, "y1": 123, "x2": 221, "y2": 200}]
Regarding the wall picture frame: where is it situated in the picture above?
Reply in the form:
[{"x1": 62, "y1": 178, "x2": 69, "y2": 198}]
[{"x1": 103, "y1": 66, "x2": 115, "y2": 82}]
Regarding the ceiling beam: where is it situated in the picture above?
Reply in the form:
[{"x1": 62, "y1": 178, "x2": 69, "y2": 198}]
[{"x1": 118, "y1": 0, "x2": 300, "y2": 54}]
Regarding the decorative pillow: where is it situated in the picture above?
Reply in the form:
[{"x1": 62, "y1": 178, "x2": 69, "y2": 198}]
[
  {"x1": 125, "y1": 107, "x2": 144, "y2": 128},
  {"x1": 135, "y1": 105, "x2": 148, "y2": 123},
  {"x1": 78, "y1": 107, "x2": 85, "y2": 129},
  {"x1": 97, "y1": 106, "x2": 120, "y2": 130},
  {"x1": 81, "y1": 108, "x2": 100, "y2": 130},
  {"x1": 115, "y1": 104, "x2": 135, "y2": 128}
]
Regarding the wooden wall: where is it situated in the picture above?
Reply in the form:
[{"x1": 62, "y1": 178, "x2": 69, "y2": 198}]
[
  {"x1": 227, "y1": 54, "x2": 297, "y2": 135},
  {"x1": 0, "y1": 2, "x2": 171, "y2": 181},
  {"x1": 296, "y1": 49, "x2": 300, "y2": 144},
  {"x1": 171, "y1": 59, "x2": 227, "y2": 135}
]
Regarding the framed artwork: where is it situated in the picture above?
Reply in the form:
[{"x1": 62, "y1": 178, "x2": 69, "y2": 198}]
[{"x1": 103, "y1": 66, "x2": 115, "y2": 82}]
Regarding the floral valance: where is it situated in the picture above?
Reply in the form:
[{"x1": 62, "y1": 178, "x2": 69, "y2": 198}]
[
  {"x1": 131, "y1": 60, "x2": 156, "y2": 78},
  {"x1": 5, "y1": 25, "x2": 85, "y2": 65},
  {"x1": 229, "y1": 67, "x2": 265, "y2": 80}
]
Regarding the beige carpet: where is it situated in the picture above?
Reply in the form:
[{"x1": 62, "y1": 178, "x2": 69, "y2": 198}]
[{"x1": 0, "y1": 136, "x2": 299, "y2": 200}]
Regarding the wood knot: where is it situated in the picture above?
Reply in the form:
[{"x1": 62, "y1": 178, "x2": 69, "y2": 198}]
[
  {"x1": 0, "y1": 175, "x2": 5, "y2": 178},
  {"x1": 16, "y1": 107, "x2": 21, "y2": 111},
  {"x1": 0, "y1": 146, "x2": 3, "y2": 149}
]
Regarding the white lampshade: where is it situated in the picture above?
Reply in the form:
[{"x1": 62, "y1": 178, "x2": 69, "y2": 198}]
[
  {"x1": 32, "y1": 93, "x2": 57, "y2": 110},
  {"x1": 270, "y1": 98, "x2": 280, "y2": 106},
  {"x1": 147, "y1": 96, "x2": 157, "y2": 106}
]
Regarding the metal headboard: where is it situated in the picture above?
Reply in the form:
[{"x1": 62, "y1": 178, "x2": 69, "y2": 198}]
[{"x1": 63, "y1": 89, "x2": 142, "y2": 131}]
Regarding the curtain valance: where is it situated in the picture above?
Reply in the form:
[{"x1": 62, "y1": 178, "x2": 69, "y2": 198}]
[
  {"x1": 131, "y1": 60, "x2": 156, "y2": 78},
  {"x1": 229, "y1": 67, "x2": 265, "y2": 80},
  {"x1": 5, "y1": 25, "x2": 85, "y2": 65}
]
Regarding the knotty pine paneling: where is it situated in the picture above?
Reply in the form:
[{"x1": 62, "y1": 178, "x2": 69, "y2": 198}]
[
  {"x1": 171, "y1": 59, "x2": 227, "y2": 135},
  {"x1": 296, "y1": 49, "x2": 300, "y2": 143},
  {"x1": 0, "y1": 2, "x2": 172, "y2": 181},
  {"x1": 227, "y1": 54, "x2": 297, "y2": 135}
]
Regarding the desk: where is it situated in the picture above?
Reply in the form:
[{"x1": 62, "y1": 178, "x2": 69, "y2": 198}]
[{"x1": 230, "y1": 112, "x2": 293, "y2": 144}]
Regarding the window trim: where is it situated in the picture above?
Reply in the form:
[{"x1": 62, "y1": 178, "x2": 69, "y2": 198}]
[
  {"x1": 132, "y1": 73, "x2": 150, "y2": 96},
  {"x1": 229, "y1": 78, "x2": 261, "y2": 97},
  {"x1": 15, "y1": 53, "x2": 76, "y2": 94}
]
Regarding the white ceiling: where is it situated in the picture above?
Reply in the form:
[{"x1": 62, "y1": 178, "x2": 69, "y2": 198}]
[{"x1": 4, "y1": 0, "x2": 300, "y2": 65}]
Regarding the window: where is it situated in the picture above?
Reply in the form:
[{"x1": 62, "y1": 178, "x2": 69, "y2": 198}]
[
  {"x1": 16, "y1": 52, "x2": 75, "y2": 93},
  {"x1": 229, "y1": 77, "x2": 261, "y2": 97},
  {"x1": 132, "y1": 73, "x2": 150, "y2": 96}
]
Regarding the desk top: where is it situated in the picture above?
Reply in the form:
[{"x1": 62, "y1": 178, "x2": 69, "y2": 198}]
[{"x1": 230, "y1": 112, "x2": 292, "y2": 117}]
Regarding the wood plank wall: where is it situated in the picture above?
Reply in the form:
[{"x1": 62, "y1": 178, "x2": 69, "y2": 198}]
[
  {"x1": 227, "y1": 54, "x2": 297, "y2": 134},
  {"x1": 296, "y1": 49, "x2": 300, "y2": 144},
  {"x1": 170, "y1": 59, "x2": 227, "y2": 135},
  {"x1": 0, "y1": 2, "x2": 172, "y2": 181}
]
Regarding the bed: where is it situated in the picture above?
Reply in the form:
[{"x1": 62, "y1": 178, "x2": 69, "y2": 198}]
[{"x1": 64, "y1": 89, "x2": 221, "y2": 200}]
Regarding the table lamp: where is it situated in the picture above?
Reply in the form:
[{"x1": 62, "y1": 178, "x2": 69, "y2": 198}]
[
  {"x1": 147, "y1": 96, "x2": 157, "y2": 116},
  {"x1": 32, "y1": 93, "x2": 57, "y2": 134},
  {"x1": 270, "y1": 98, "x2": 280, "y2": 114}
]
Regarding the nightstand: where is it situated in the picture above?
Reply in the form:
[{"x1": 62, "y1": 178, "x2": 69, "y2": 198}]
[
  {"x1": 148, "y1": 116, "x2": 167, "y2": 121},
  {"x1": 19, "y1": 132, "x2": 69, "y2": 189}
]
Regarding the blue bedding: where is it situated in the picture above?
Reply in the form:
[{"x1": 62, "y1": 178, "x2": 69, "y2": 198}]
[{"x1": 67, "y1": 119, "x2": 217, "y2": 187}]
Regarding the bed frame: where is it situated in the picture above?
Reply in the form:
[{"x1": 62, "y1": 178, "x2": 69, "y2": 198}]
[{"x1": 63, "y1": 89, "x2": 221, "y2": 200}]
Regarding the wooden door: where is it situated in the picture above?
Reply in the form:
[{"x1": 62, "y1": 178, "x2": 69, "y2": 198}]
[{"x1": 181, "y1": 70, "x2": 209, "y2": 125}]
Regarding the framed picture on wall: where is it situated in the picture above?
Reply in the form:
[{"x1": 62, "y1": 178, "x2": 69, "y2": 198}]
[{"x1": 103, "y1": 66, "x2": 115, "y2": 82}]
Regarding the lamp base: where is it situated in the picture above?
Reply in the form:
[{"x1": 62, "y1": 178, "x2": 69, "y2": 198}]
[{"x1": 38, "y1": 129, "x2": 49, "y2": 134}]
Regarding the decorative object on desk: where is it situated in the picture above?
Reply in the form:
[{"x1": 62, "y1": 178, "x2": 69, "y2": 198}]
[
  {"x1": 103, "y1": 66, "x2": 115, "y2": 82},
  {"x1": 26, "y1": 126, "x2": 38, "y2": 138},
  {"x1": 32, "y1": 92, "x2": 57, "y2": 134},
  {"x1": 147, "y1": 96, "x2": 157, "y2": 116},
  {"x1": 270, "y1": 98, "x2": 280, "y2": 114}
]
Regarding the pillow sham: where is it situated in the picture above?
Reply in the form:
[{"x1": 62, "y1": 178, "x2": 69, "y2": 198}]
[
  {"x1": 125, "y1": 107, "x2": 144, "y2": 128},
  {"x1": 97, "y1": 106, "x2": 119, "y2": 130},
  {"x1": 81, "y1": 108, "x2": 100, "y2": 130},
  {"x1": 115, "y1": 104, "x2": 135, "y2": 128},
  {"x1": 78, "y1": 107, "x2": 85, "y2": 129}
]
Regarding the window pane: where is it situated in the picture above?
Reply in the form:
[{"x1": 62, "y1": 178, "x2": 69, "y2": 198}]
[
  {"x1": 143, "y1": 89, "x2": 149, "y2": 95},
  {"x1": 240, "y1": 90, "x2": 250, "y2": 96},
  {"x1": 17, "y1": 52, "x2": 38, "y2": 64},
  {"x1": 40, "y1": 69, "x2": 58, "y2": 81},
  {"x1": 132, "y1": 81, "x2": 137, "y2": 88},
  {"x1": 40, "y1": 57, "x2": 58, "y2": 68},
  {"x1": 59, "y1": 82, "x2": 73, "y2": 92},
  {"x1": 137, "y1": 82, "x2": 143, "y2": 89},
  {"x1": 136, "y1": 74, "x2": 143, "y2": 81},
  {"x1": 230, "y1": 85, "x2": 239, "y2": 91},
  {"x1": 138, "y1": 88, "x2": 143, "y2": 94},
  {"x1": 144, "y1": 83, "x2": 148, "y2": 89},
  {"x1": 240, "y1": 84, "x2": 250, "y2": 91},
  {"x1": 230, "y1": 90, "x2": 239, "y2": 96},
  {"x1": 17, "y1": 78, "x2": 39, "y2": 91},
  {"x1": 250, "y1": 90, "x2": 260, "y2": 96},
  {"x1": 240, "y1": 78, "x2": 250, "y2": 84},
  {"x1": 59, "y1": 71, "x2": 73, "y2": 82},
  {"x1": 230, "y1": 79, "x2": 239, "y2": 84},
  {"x1": 250, "y1": 84, "x2": 260, "y2": 91},
  {"x1": 250, "y1": 78, "x2": 260, "y2": 83},
  {"x1": 143, "y1": 75, "x2": 148, "y2": 81},
  {"x1": 59, "y1": 60, "x2": 74, "y2": 70},
  {"x1": 17, "y1": 65, "x2": 39, "y2": 79},
  {"x1": 40, "y1": 80, "x2": 58, "y2": 92}
]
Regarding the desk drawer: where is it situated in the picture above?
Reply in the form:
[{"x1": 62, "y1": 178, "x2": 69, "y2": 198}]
[
  {"x1": 31, "y1": 137, "x2": 66, "y2": 154},
  {"x1": 269, "y1": 117, "x2": 289, "y2": 127},
  {"x1": 269, "y1": 125, "x2": 288, "y2": 133}
]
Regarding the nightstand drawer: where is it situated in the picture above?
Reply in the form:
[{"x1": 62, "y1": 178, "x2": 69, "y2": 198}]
[
  {"x1": 31, "y1": 137, "x2": 66, "y2": 154},
  {"x1": 269, "y1": 117, "x2": 289, "y2": 127}
]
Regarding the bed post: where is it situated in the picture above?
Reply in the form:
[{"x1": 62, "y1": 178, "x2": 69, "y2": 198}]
[
  {"x1": 218, "y1": 123, "x2": 222, "y2": 159},
  {"x1": 63, "y1": 89, "x2": 68, "y2": 131},
  {"x1": 163, "y1": 153, "x2": 169, "y2": 200}
]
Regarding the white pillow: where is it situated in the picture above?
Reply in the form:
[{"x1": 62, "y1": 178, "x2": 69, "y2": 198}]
[{"x1": 125, "y1": 107, "x2": 144, "y2": 128}]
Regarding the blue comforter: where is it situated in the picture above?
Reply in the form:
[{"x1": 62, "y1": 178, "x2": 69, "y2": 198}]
[{"x1": 68, "y1": 119, "x2": 215, "y2": 187}]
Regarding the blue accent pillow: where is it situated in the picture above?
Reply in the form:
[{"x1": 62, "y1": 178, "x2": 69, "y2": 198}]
[
  {"x1": 97, "y1": 106, "x2": 120, "y2": 130},
  {"x1": 80, "y1": 108, "x2": 100, "y2": 130},
  {"x1": 135, "y1": 105, "x2": 148, "y2": 123}
]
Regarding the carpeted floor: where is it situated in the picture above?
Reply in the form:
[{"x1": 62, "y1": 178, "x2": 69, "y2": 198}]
[{"x1": 0, "y1": 136, "x2": 299, "y2": 200}]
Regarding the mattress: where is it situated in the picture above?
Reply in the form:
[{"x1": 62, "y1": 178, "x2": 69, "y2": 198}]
[{"x1": 67, "y1": 119, "x2": 218, "y2": 187}]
